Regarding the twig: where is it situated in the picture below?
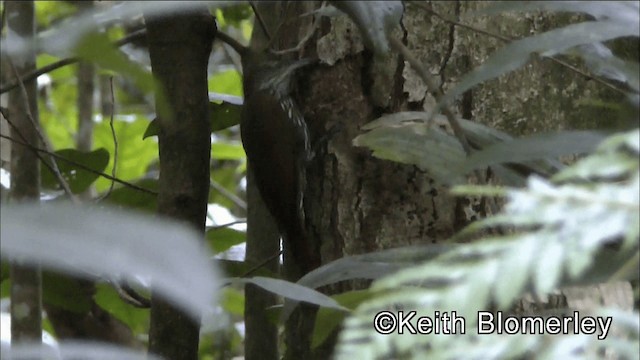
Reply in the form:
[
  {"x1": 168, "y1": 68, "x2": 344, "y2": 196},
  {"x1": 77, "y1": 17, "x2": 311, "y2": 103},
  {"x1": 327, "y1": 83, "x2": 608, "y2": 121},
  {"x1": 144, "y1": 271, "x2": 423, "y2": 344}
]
[
  {"x1": 2, "y1": 113, "x2": 70, "y2": 192},
  {"x1": 8, "y1": 59, "x2": 80, "y2": 204},
  {"x1": 272, "y1": 1, "x2": 326, "y2": 55},
  {"x1": 215, "y1": 30, "x2": 249, "y2": 57},
  {"x1": 210, "y1": 179, "x2": 247, "y2": 210},
  {"x1": 241, "y1": 251, "x2": 282, "y2": 278},
  {"x1": 389, "y1": 36, "x2": 473, "y2": 156},
  {"x1": 389, "y1": 36, "x2": 501, "y2": 218},
  {"x1": 208, "y1": 219, "x2": 247, "y2": 230},
  {"x1": 98, "y1": 76, "x2": 118, "y2": 201},
  {"x1": 0, "y1": 133, "x2": 156, "y2": 195},
  {"x1": 249, "y1": 1, "x2": 271, "y2": 43},
  {"x1": 0, "y1": 30, "x2": 146, "y2": 95}
]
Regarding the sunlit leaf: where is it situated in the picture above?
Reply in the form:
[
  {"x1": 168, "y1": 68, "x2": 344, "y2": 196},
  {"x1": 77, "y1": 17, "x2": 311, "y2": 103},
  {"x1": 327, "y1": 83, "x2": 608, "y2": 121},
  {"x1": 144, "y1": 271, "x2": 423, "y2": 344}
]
[
  {"x1": 41, "y1": 148, "x2": 110, "y2": 193},
  {"x1": 207, "y1": 227, "x2": 246, "y2": 253},
  {"x1": 312, "y1": 290, "x2": 374, "y2": 349},
  {"x1": 212, "y1": 141, "x2": 245, "y2": 160},
  {"x1": 209, "y1": 69, "x2": 243, "y2": 96},
  {"x1": 1, "y1": 204, "x2": 219, "y2": 320},
  {"x1": 94, "y1": 283, "x2": 149, "y2": 336}
]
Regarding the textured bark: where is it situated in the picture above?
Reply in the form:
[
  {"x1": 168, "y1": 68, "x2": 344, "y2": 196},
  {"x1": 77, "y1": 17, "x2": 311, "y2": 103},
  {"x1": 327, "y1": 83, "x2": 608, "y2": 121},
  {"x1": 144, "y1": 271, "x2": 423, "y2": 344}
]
[
  {"x1": 242, "y1": 4, "x2": 286, "y2": 360},
  {"x1": 245, "y1": 1, "x2": 631, "y2": 358},
  {"x1": 6, "y1": 0, "x2": 43, "y2": 344},
  {"x1": 144, "y1": 9, "x2": 215, "y2": 360}
]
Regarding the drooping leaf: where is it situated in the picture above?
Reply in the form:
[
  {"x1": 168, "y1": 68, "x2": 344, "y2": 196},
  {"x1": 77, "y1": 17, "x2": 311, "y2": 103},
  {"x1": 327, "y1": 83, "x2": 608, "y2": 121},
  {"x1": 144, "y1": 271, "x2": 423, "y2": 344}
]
[
  {"x1": 41, "y1": 148, "x2": 110, "y2": 193},
  {"x1": 459, "y1": 131, "x2": 605, "y2": 175},
  {"x1": 210, "y1": 101, "x2": 242, "y2": 131},
  {"x1": 312, "y1": 290, "x2": 375, "y2": 349},
  {"x1": 207, "y1": 227, "x2": 246, "y2": 253},
  {"x1": 94, "y1": 283, "x2": 149, "y2": 336},
  {"x1": 229, "y1": 277, "x2": 348, "y2": 312},
  {"x1": 354, "y1": 121, "x2": 467, "y2": 184},
  {"x1": 143, "y1": 100, "x2": 243, "y2": 139},
  {"x1": 1, "y1": 204, "x2": 219, "y2": 320},
  {"x1": 437, "y1": 20, "x2": 639, "y2": 112}
]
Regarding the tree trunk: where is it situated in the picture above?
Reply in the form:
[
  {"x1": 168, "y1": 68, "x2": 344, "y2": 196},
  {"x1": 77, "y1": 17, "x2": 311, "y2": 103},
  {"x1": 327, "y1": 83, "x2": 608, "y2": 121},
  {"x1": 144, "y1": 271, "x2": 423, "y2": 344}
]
[
  {"x1": 144, "y1": 9, "x2": 215, "y2": 360},
  {"x1": 6, "y1": 0, "x2": 43, "y2": 344}
]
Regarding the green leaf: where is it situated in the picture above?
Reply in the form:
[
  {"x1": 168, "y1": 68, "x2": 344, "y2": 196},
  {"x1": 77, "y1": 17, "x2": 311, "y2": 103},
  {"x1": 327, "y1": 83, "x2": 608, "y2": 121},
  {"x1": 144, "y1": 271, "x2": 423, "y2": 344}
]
[
  {"x1": 142, "y1": 119, "x2": 160, "y2": 140},
  {"x1": 220, "y1": 287, "x2": 245, "y2": 316},
  {"x1": 94, "y1": 115, "x2": 159, "y2": 192},
  {"x1": 42, "y1": 272, "x2": 92, "y2": 313},
  {"x1": 143, "y1": 101, "x2": 242, "y2": 139},
  {"x1": 105, "y1": 179, "x2": 158, "y2": 212},
  {"x1": 209, "y1": 69, "x2": 243, "y2": 97},
  {"x1": 41, "y1": 148, "x2": 110, "y2": 193},
  {"x1": 207, "y1": 227, "x2": 246, "y2": 253},
  {"x1": 312, "y1": 290, "x2": 374, "y2": 349},
  {"x1": 210, "y1": 101, "x2": 242, "y2": 131},
  {"x1": 94, "y1": 283, "x2": 149, "y2": 336},
  {"x1": 74, "y1": 32, "x2": 170, "y2": 117},
  {"x1": 353, "y1": 121, "x2": 466, "y2": 184},
  {"x1": 1, "y1": 203, "x2": 220, "y2": 320},
  {"x1": 212, "y1": 141, "x2": 246, "y2": 161}
]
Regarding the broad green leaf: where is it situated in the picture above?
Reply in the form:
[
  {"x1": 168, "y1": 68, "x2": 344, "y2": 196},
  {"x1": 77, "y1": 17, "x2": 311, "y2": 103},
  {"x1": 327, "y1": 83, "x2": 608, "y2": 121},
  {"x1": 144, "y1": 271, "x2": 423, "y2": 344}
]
[
  {"x1": 42, "y1": 272, "x2": 93, "y2": 313},
  {"x1": 209, "y1": 69, "x2": 243, "y2": 97},
  {"x1": 41, "y1": 148, "x2": 110, "y2": 193},
  {"x1": 94, "y1": 115, "x2": 158, "y2": 192},
  {"x1": 212, "y1": 141, "x2": 246, "y2": 160},
  {"x1": 312, "y1": 290, "x2": 374, "y2": 349},
  {"x1": 74, "y1": 32, "x2": 170, "y2": 117},
  {"x1": 143, "y1": 101, "x2": 242, "y2": 139},
  {"x1": 210, "y1": 101, "x2": 242, "y2": 131},
  {"x1": 230, "y1": 277, "x2": 348, "y2": 311},
  {"x1": 220, "y1": 287, "x2": 245, "y2": 316},
  {"x1": 94, "y1": 283, "x2": 150, "y2": 336},
  {"x1": 354, "y1": 121, "x2": 466, "y2": 184},
  {"x1": 35, "y1": 1, "x2": 78, "y2": 27},
  {"x1": 207, "y1": 227, "x2": 246, "y2": 253},
  {"x1": 105, "y1": 179, "x2": 157, "y2": 212},
  {"x1": 1, "y1": 204, "x2": 219, "y2": 320}
]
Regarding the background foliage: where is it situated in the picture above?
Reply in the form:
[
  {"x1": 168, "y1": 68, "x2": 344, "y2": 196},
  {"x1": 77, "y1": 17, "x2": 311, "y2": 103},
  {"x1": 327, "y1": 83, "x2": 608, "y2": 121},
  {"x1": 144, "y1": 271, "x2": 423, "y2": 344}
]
[{"x1": 0, "y1": 1, "x2": 638, "y2": 359}]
